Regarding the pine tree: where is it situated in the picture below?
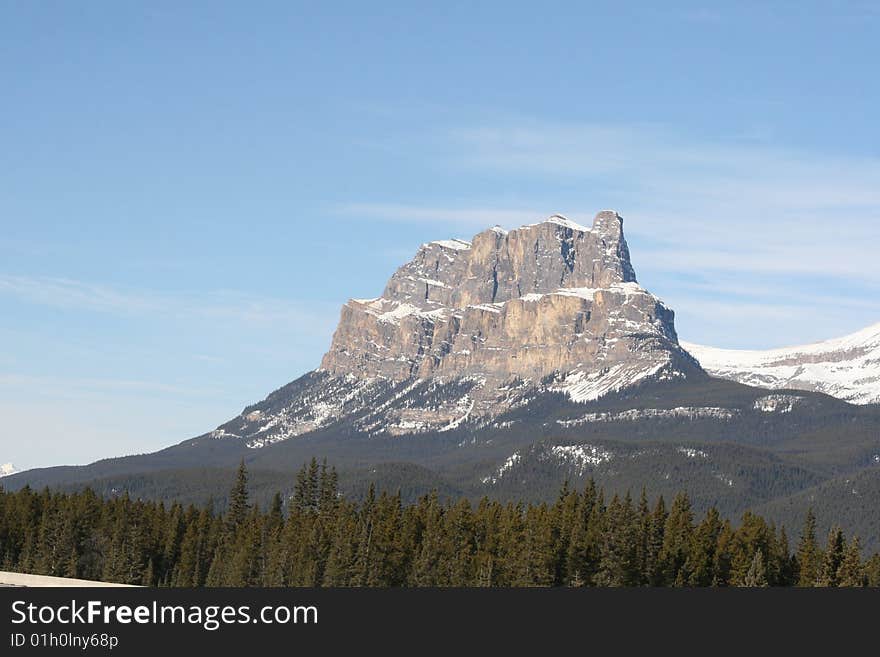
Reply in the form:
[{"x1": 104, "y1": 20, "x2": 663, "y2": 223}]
[
  {"x1": 687, "y1": 507, "x2": 722, "y2": 586},
  {"x1": 596, "y1": 493, "x2": 638, "y2": 587},
  {"x1": 439, "y1": 498, "x2": 475, "y2": 586},
  {"x1": 352, "y1": 484, "x2": 377, "y2": 586},
  {"x1": 836, "y1": 536, "x2": 864, "y2": 587},
  {"x1": 865, "y1": 554, "x2": 880, "y2": 587},
  {"x1": 318, "y1": 462, "x2": 339, "y2": 515},
  {"x1": 819, "y1": 527, "x2": 845, "y2": 587},
  {"x1": 3, "y1": 476, "x2": 880, "y2": 589},
  {"x1": 740, "y1": 549, "x2": 769, "y2": 587},
  {"x1": 322, "y1": 503, "x2": 358, "y2": 586},
  {"x1": 552, "y1": 482, "x2": 579, "y2": 586},
  {"x1": 496, "y1": 502, "x2": 527, "y2": 587},
  {"x1": 307, "y1": 458, "x2": 320, "y2": 512},
  {"x1": 796, "y1": 509, "x2": 821, "y2": 587},
  {"x1": 729, "y1": 512, "x2": 773, "y2": 585},
  {"x1": 644, "y1": 496, "x2": 667, "y2": 586},
  {"x1": 227, "y1": 461, "x2": 250, "y2": 531},
  {"x1": 660, "y1": 493, "x2": 693, "y2": 586},
  {"x1": 565, "y1": 482, "x2": 602, "y2": 586},
  {"x1": 777, "y1": 527, "x2": 795, "y2": 586}
]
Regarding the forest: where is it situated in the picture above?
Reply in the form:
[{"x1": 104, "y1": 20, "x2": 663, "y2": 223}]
[{"x1": 1, "y1": 459, "x2": 878, "y2": 587}]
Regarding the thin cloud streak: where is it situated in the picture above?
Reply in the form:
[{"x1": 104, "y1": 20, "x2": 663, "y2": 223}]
[
  {"x1": 0, "y1": 275, "x2": 339, "y2": 335},
  {"x1": 334, "y1": 117, "x2": 880, "y2": 345},
  {"x1": 0, "y1": 373, "x2": 228, "y2": 399},
  {"x1": 339, "y1": 119, "x2": 880, "y2": 285}
]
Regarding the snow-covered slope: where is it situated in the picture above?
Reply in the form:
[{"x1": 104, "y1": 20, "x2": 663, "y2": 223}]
[
  {"x1": 0, "y1": 463, "x2": 17, "y2": 478},
  {"x1": 682, "y1": 322, "x2": 880, "y2": 405}
]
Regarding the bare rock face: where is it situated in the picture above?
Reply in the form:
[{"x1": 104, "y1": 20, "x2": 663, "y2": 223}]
[
  {"x1": 321, "y1": 212, "x2": 684, "y2": 386},
  {"x1": 213, "y1": 211, "x2": 700, "y2": 448}
]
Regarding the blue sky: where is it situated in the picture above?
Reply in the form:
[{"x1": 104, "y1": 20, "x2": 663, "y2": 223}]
[{"x1": 2, "y1": 2, "x2": 879, "y2": 470}]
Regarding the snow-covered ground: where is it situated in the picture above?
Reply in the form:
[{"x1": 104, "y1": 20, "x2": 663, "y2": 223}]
[
  {"x1": 0, "y1": 463, "x2": 17, "y2": 478},
  {"x1": 683, "y1": 322, "x2": 880, "y2": 405},
  {"x1": 0, "y1": 571, "x2": 134, "y2": 587}
]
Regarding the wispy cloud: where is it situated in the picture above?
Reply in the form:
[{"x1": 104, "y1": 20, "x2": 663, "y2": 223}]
[
  {"x1": 0, "y1": 275, "x2": 339, "y2": 335},
  {"x1": 347, "y1": 119, "x2": 880, "y2": 283},
  {"x1": 0, "y1": 372, "x2": 227, "y2": 399}
]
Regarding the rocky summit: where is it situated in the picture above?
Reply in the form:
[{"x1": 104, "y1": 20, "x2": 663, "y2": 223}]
[{"x1": 214, "y1": 211, "x2": 701, "y2": 448}]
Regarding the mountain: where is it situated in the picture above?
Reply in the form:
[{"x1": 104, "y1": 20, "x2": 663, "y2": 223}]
[
  {"x1": 217, "y1": 211, "x2": 701, "y2": 448},
  {"x1": 5, "y1": 211, "x2": 880, "y2": 550},
  {"x1": 682, "y1": 322, "x2": 880, "y2": 405},
  {"x1": 0, "y1": 463, "x2": 16, "y2": 478}
]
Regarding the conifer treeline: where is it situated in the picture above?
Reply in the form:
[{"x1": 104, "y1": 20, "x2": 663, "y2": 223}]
[{"x1": 2, "y1": 459, "x2": 878, "y2": 587}]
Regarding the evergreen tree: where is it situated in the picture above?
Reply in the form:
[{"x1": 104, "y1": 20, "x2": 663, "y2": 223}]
[
  {"x1": 2, "y1": 476, "x2": 879, "y2": 589},
  {"x1": 740, "y1": 549, "x2": 769, "y2": 587},
  {"x1": 819, "y1": 527, "x2": 845, "y2": 587},
  {"x1": 796, "y1": 509, "x2": 821, "y2": 587},
  {"x1": 596, "y1": 493, "x2": 638, "y2": 586},
  {"x1": 660, "y1": 493, "x2": 693, "y2": 586},
  {"x1": 643, "y1": 496, "x2": 667, "y2": 586},
  {"x1": 836, "y1": 536, "x2": 864, "y2": 587},
  {"x1": 729, "y1": 512, "x2": 774, "y2": 585},
  {"x1": 565, "y1": 482, "x2": 602, "y2": 586},
  {"x1": 865, "y1": 554, "x2": 880, "y2": 587},
  {"x1": 227, "y1": 461, "x2": 250, "y2": 531},
  {"x1": 687, "y1": 507, "x2": 722, "y2": 586}
]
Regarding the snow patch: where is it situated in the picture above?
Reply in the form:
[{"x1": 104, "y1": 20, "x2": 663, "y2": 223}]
[
  {"x1": 548, "y1": 444, "x2": 614, "y2": 474},
  {"x1": 753, "y1": 394, "x2": 804, "y2": 414},
  {"x1": 558, "y1": 406, "x2": 737, "y2": 427},
  {"x1": 677, "y1": 447, "x2": 709, "y2": 459},
  {"x1": 552, "y1": 360, "x2": 669, "y2": 403},
  {"x1": 430, "y1": 239, "x2": 471, "y2": 251},
  {"x1": 438, "y1": 397, "x2": 475, "y2": 432},
  {"x1": 482, "y1": 452, "x2": 522, "y2": 485}
]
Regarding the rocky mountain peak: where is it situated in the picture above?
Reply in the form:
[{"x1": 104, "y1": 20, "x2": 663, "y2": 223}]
[
  {"x1": 378, "y1": 211, "x2": 638, "y2": 313},
  {"x1": 320, "y1": 210, "x2": 694, "y2": 386},
  {"x1": 214, "y1": 210, "x2": 702, "y2": 447}
]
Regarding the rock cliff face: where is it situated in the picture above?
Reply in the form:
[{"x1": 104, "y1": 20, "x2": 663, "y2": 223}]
[
  {"x1": 321, "y1": 212, "x2": 681, "y2": 383},
  {"x1": 214, "y1": 211, "x2": 701, "y2": 448}
]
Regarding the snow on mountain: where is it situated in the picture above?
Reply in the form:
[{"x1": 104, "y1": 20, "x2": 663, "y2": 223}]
[
  {"x1": 0, "y1": 463, "x2": 17, "y2": 478},
  {"x1": 682, "y1": 322, "x2": 880, "y2": 405}
]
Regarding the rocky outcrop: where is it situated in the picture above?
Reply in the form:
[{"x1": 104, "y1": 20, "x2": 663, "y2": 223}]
[{"x1": 321, "y1": 212, "x2": 686, "y2": 385}]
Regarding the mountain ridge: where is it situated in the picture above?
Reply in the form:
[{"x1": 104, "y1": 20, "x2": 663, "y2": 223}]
[{"x1": 683, "y1": 321, "x2": 880, "y2": 405}]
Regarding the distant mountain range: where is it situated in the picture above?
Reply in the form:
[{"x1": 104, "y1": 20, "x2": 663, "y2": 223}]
[
  {"x1": 683, "y1": 322, "x2": 880, "y2": 405},
  {"x1": 4, "y1": 212, "x2": 879, "y2": 550}
]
